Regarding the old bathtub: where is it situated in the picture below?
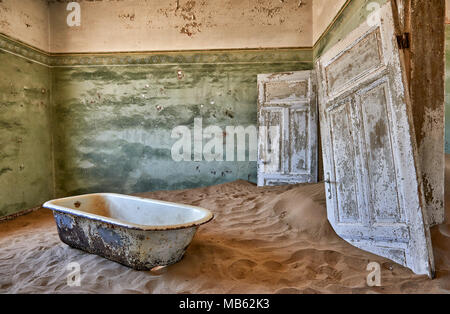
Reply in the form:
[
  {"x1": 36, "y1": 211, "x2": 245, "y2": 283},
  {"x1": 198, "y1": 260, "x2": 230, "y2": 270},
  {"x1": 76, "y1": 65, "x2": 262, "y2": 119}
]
[{"x1": 43, "y1": 193, "x2": 214, "y2": 270}]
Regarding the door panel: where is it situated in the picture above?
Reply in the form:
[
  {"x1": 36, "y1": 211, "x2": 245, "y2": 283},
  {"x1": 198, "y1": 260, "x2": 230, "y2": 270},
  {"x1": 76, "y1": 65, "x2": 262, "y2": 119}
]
[
  {"x1": 257, "y1": 71, "x2": 318, "y2": 186},
  {"x1": 328, "y1": 99, "x2": 360, "y2": 224},
  {"x1": 325, "y1": 28, "x2": 383, "y2": 96},
  {"x1": 265, "y1": 81, "x2": 309, "y2": 103},
  {"x1": 316, "y1": 2, "x2": 434, "y2": 277},
  {"x1": 358, "y1": 80, "x2": 401, "y2": 223},
  {"x1": 259, "y1": 108, "x2": 283, "y2": 174},
  {"x1": 289, "y1": 108, "x2": 310, "y2": 174}
]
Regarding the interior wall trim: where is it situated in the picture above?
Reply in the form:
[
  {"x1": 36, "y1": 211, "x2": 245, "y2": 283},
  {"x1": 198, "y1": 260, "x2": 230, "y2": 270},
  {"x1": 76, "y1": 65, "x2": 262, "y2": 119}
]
[
  {"x1": 1, "y1": 0, "x2": 356, "y2": 67},
  {"x1": 0, "y1": 33, "x2": 314, "y2": 67}
]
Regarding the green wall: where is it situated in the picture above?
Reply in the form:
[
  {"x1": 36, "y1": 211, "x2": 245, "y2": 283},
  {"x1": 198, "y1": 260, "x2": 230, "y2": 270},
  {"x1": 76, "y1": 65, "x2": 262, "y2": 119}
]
[
  {"x1": 0, "y1": 37, "x2": 54, "y2": 217},
  {"x1": 0, "y1": 34, "x2": 314, "y2": 217},
  {"x1": 51, "y1": 50, "x2": 313, "y2": 196}
]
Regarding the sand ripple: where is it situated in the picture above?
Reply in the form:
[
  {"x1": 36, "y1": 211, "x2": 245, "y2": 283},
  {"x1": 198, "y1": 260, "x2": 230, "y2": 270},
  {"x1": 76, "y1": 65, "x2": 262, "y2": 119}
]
[{"x1": 0, "y1": 179, "x2": 449, "y2": 294}]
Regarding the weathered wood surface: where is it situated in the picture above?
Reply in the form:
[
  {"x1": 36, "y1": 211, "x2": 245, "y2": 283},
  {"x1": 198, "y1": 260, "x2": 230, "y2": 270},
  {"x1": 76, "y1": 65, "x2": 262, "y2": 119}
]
[
  {"x1": 315, "y1": 2, "x2": 434, "y2": 277},
  {"x1": 257, "y1": 71, "x2": 318, "y2": 186},
  {"x1": 408, "y1": 0, "x2": 445, "y2": 226}
]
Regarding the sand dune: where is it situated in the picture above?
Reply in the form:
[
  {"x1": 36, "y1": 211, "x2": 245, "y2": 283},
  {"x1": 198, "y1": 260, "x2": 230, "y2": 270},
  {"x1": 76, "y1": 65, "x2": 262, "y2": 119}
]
[{"x1": 0, "y1": 169, "x2": 449, "y2": 293}]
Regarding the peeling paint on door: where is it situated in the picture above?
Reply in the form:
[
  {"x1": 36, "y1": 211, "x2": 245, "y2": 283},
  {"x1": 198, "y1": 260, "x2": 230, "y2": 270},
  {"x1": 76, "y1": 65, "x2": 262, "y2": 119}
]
[{"x1": 316, "y1": 2, "x2": 435, "y2": 277}]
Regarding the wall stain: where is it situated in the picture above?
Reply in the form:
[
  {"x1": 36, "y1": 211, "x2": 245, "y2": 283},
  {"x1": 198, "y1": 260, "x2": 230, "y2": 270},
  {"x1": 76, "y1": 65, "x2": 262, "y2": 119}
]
[{"x1": 118, "y1": 13, "x2": 135, "y2": 21}]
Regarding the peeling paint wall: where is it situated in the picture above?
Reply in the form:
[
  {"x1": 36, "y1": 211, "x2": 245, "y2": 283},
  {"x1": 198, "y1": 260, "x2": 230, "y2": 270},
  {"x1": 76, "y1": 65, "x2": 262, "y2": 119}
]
[
  {"x1": 0, "y1": 0, "x2": 49, "y2": 51},
  {"x1": 51, "y1": 50, "x2": 313, "y2": 197},
  {"x1": 312, "y1": 0, "x2": 347, "y2": 45},
  {"x1": 0, "y1": 0, "x2": 314, "y2": 54},
  {"x1": 0, "y1": 39, "x2": 54, "y2": 217},
  {"x1": 1, "y1": 0, "x2": 443, "y2": 220},
  {"x1": 48, "y1": 0, "x2": 312, "y2": 53}
]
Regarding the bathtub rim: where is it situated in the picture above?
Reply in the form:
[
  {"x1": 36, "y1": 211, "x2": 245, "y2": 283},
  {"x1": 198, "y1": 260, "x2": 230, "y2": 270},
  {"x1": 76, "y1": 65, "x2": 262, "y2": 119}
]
[{"x1": 43, "y1": 193, "x2": 214, "y2": 231}]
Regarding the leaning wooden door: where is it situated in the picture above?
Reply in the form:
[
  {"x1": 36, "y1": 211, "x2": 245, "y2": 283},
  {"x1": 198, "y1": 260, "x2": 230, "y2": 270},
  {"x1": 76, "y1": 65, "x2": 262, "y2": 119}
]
[
  {"x1": 316, "y1": 2, "x2": 434, "y2": 277},
  {"x1": 257, "y1": 71, "x2": 318, "y2": 187}
]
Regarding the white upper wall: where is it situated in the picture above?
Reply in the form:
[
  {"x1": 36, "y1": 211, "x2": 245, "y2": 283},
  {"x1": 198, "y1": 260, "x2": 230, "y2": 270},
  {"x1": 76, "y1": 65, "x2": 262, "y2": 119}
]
[
  {"x1": 49, "y1": 0, "x2": 312, "y2": 53},
  {"x1": 0, "y1": 0, "x2": 49, "y2": 51},
  {"x1": 0, "y1": 0, "x2": 353, "y2": 53},
  {"x1": 312, "y1": 0, "x2": 347, "y2": 45}
]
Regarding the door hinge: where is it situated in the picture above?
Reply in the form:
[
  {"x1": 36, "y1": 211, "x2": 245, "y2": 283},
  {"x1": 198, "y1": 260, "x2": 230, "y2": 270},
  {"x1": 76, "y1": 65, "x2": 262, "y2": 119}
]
[{"x1": 396, "y1": 33, "x2": 410, "y2": 50}]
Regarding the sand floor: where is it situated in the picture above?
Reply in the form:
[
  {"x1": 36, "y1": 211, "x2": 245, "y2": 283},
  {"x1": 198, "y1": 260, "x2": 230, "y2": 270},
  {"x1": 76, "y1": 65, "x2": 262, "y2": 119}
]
[{"x1": 0, "y1": 164, "x2": 450, "y2": 293}]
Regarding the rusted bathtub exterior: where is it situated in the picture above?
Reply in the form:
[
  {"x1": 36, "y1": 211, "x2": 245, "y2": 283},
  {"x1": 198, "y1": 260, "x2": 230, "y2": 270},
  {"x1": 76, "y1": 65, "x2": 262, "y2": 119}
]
[{"x1": 43, "y1": 194, "x2": 213, "y2": 270}]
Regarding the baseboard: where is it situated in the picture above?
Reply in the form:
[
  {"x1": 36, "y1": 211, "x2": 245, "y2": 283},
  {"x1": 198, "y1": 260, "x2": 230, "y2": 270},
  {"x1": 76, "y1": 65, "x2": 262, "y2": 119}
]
[{"x1": 0, "y1": 206, "x2": 42, "y2": 223}]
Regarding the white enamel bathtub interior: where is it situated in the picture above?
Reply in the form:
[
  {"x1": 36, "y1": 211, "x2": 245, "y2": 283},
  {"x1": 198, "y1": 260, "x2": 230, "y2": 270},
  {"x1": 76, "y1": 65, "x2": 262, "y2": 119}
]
[{"x1": 43, "y1": 193, "x2": 214, "y2": 230}]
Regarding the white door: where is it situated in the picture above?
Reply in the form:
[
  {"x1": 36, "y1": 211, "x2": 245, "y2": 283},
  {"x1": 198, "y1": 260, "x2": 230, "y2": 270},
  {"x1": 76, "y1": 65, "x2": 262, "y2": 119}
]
[
  {"x1": 257, "y1": 71, "x2": 318, "y2": 186},
  {"x1": 316, "y1": 2, "x2": 434, "y2": 277}
]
